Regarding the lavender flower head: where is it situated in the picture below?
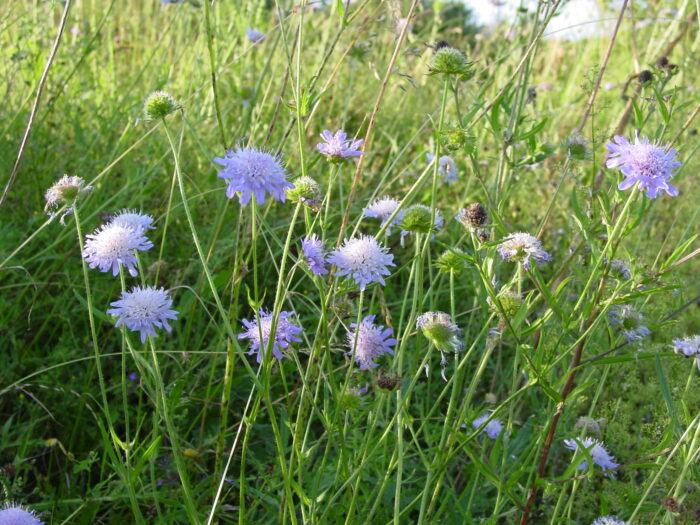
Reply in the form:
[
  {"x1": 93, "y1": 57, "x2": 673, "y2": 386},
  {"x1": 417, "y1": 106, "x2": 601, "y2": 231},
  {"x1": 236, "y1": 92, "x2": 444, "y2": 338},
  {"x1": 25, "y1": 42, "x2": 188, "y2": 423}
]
[
  {"x1": 215, "y1": 147, "x2": 293, "y2": 206},
  {"x1": 671, "y1": 335, "x2": 700, "y2": 370},
  {"x1": 82, "y1": 223, "x2": 153, "y2": 276},
  {"x1": 363, "y1": 197, "x2": 405, "y2": 235},
  {"x1": 238, "y1": 309, "x2": 303, "y2": 363},
  {"x1": 605, "y1": 134, "x2": 681, "y2": 198},
  {"x1": 346, "y1": 315, "x2": 396, "y2": 370},
  {"x1": 0, "y1": 504, "x2": 44, "y2": 525},
  {"x1": 416, "y1": 311, "x2": 463, "y2": 352},
  {"x1": 44, "y1": 175, "x2": 92, "y2": 224},
  {"x1": 497, "y1": 232, "x2": 552, "y2": 270},
  {"x1": 316, "y1": 130, "x2": 364, "y2": 162},
  {"x1": 246, "y1": 28, "x2": 265, "y2": 43},
  {"x1": 472, "y1": 413, "x2": 504, "y2": 439},
  {"x1": 426, "y1": 153, "x2": 459, "y2": 184},
  {"x1": 110, "y1": 209, "x2": 155, "y2": 232},
  {"x1": 608, "y1": 304, "x2": 650, "y2": 343},
  {"x1": 327, "y1": 235, "x2": 395, "y2": 290},
  {"x1": 592, "y1": 517, "x2": 630, "y2": 525},
  {"x1": 563, "y1": 437, "x2": 619, "y2": 471},
  {"x1": 301, "y1": 234, "x2": 328, "y2": 275},
  {"x1": 107, "y1": 286, "x2": 178, "y2": 343}
]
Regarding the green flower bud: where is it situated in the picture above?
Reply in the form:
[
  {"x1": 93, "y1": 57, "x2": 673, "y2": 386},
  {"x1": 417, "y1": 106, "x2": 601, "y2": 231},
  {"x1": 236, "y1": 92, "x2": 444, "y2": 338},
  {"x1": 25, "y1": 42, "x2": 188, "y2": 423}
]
[
  {"x1": 435, "y1": 248, "x2": 466, "y2": 275},
  {"x1": 144, "y1": 90, "x2": 179, "y2": 120},
  {"x1": 428, "y1": 47, "x2": 473, "y2": 78},
  {"x1": 488, "y1": 290, "x2": 523, "y2": 319},
  {"x1": 286, "y1": 176, "x2": 320, "y2": 204},
  {"x1": 441, "y1": 127, "x2": 475, "y2": 153},
  {"x1": 563, "y1": 133, "x2": 590, "y2": 160},
  {"x1": 416, "y1": 311, "x2": 463, "y2": 353},
  {"x1": 400, "y1": 204, "x2": 442, "y2": 234}
]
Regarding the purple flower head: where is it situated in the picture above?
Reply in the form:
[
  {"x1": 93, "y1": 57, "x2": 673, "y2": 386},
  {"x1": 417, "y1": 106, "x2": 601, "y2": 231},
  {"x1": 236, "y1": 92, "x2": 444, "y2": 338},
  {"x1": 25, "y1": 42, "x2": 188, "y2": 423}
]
[
  {"x1": 426, "y1": 153, "x2": 459, "y2": 184},
  {"x1": 215, "y1": 147, "x2": 293, "y2": 206},
  {"x1": 246, "y1": 28, "x2": 265, "y2": 43},
  {"x1": 363, "y1": 197, "x2": 405, "y2": 235},
  {"x1": 82, "y1": 223, "x2": 153, "y2": 277},
  {"x1": 238, "y1": 309, "x2": 303, "y2": 363},
  {"x1": 497, "y1": 232, "x2": 551, "y2": 270},
  {"x1": 472, "y1": 412, "x2": 504, "y2": 439},
  {"x1": 107, "y1": 286, "x2": 178, "y2": 344},
  {"x1": 607, "y1": 304, "x2": 650, "y2": 343},
  {"x1": 605, "y1": 134, "x2": 681, "y2": 198},
  {"x1": 301, "y1": 234, "x2": 328, "y2": 275},
  {"x1": 0, "y1": 505, "x2": 43, "y2": 525},
  {"x1": 346, "y1": 315, "x2": 396, "y2": 370},
  {"x1": 327, "y1": 235, "x2": 395, "y2": 290},
  {"x1": 110, "y1": 209, "x2": 155, "y2": 232},
  {"x1": 316, "y1": 130, "x2": 364, "y2": 162},
  {"x1": 564, "y1": 437, "x2": 619, "y2": 471}
]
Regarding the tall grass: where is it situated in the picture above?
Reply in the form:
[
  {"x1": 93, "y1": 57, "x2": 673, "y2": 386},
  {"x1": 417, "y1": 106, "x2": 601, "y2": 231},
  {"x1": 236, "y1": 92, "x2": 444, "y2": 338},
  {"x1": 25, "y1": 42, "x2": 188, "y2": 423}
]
[{"x1": 1, "y1": 0, "x2": 700, "y2": 523}]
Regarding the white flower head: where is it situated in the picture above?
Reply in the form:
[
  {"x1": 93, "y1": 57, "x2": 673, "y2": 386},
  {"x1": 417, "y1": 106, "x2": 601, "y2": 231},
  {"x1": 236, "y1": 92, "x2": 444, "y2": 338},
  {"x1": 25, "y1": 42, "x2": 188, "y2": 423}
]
[
  {"x1": 497, "y1": 232, "x2": 552, "y2": 269},
  {"x1": 82, "y1": 223, "x2": 153, "y2": 276},
  {"x1": 107, "y1": 286, "x2": 178, "y2": 343},
  {"x1": 44, "y1": 175, "x2": 92, "y2": 224},
  {"x1": 109, "y1": 209, "x2": 155, "y2": 232},
  {"x1": 0, "y1": 503, "x2": 43, "y2": 524},
  {"x1": 327, "y1": 235, "x2": 395, "y2": 290},
  {"x1": 592, "y1": 517, "x2": 630, "y2": 525}
]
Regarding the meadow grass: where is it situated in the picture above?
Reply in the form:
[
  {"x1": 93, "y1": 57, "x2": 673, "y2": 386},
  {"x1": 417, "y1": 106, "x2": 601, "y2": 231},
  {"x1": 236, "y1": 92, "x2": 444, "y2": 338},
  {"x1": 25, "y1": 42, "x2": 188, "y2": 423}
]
[{"x1": 1, "y1": 0, "x2": 700, "y2": 523}]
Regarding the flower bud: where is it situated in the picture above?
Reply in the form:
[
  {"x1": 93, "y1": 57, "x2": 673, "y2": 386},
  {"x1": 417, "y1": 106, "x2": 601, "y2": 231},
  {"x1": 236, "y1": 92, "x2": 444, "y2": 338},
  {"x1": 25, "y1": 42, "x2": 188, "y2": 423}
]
[
  {"x1": 563, "y1": 133, "x2": 590, "y2": 160},
  {"x1": 435, "y1": 248, "x2": 466, "y2": 275},
  {"x1": 401, "y1": 204, "x2": 441, "y2": 234},
  {"x1": 416, "y1": 311, "x2": 463, "y2": 352},
  {"x1": 285, "y1": 176, "x2": 320, "y2": 204},
  {"x1": 428, "y1": 47, "x2": 473, "y2": 78},
  {"x1": 144, "y1": 90, "x2": 179, "y2": 120}
]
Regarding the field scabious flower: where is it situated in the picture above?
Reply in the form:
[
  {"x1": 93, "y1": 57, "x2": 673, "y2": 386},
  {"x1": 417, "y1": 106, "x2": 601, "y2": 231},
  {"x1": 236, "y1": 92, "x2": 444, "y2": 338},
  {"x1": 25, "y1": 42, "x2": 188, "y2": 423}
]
[
  {"x1": 416, "y1": 312, "x2": 463, "y2": 352},
  {"x1": 108, "y1": 286, "x2": 178, "y2": 343},
  {"x1": 671, "y1": 335, "x2": 700, "y2": 369},
  {"x1": 472, "y1": 413, "x2": 504, "y2": 439},
  {"x1": 363, "y1": 197, "x2": 404, "y2": 235},
  {"x1": 563, "y1": 437, "x2": 619, "y2": 471},
  {"x1": 215, "y1": 147, "x2": 293, "y2": 206},
  {"x1": 301, "y1": 234, "x2": 328, "y2": 275},
  {"x1": 44, "y1": 175, "x2": 92, "y2": 223},
  {"x1": 608, "y1": 305, "x2": 650, "y2": 343},
  {"x1": 316, "y1": 130, "x2": 364, "y2": 162},
  {"x1": 426, "y1": 153, "x2": 459, "y2": 184},
  {"x1": 82, "y1": 223, "x2": 153, "y2": 276},
  {"x1": 592, "y1": 517, "x2": 630, "y2": 525},
  {"x1": 238, "y1": 309, "x2": 303, "y2": 363},
  {"x1": 109, "y1": 209, "x2": 155, "y2": 232},
  {"x1": 605, "y1": 134, "x2": 681, "y2": 198},
  {"x1": 246, "y1": 28, "x2": 265, "y2": 43},
  {"x1": 328, "y1": 235, "x2": 395, "y2": 290},
  {"x1": 0, "y1": 504, "x2": 44, "y2": 525},
  {"x1": 497, "y1": 233, "x2": 551, "y2": 269},
  {"x1": 346, "y1": 315, "x2": 396, "y2": 369}
]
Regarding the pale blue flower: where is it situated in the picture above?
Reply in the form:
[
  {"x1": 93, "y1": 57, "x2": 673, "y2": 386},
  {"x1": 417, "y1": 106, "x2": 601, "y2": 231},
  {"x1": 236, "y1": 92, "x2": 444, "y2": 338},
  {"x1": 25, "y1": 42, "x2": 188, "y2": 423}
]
[
  {"x1": 82, "y1": 223, "x2": 153, "y2": 276},
  {"x1": 346, "y1": 315, "x2": 396, "y2": 370},
  {"x1": 426, "y1": 153, "x2": 459, "y2": 184},
  {"x1": 301, "y1": 234, "x2": 328, "y2": 275},
  {"x1": 605, "y1": 134, "x2": 681, "y2": 198},
  {"x1": 246, "y1": 28, "x2": 265, "y2": 43},
  {"x1": 316, "y1": 130, "x2": 364, "y2": 161},
  {"x1": 671, "y1": 335, "x2": 700, "y2": 370},
  {"x1": 608, "y1": 304, "x2": 650, "y2": 343},
  {"x1": 327, "y1": 235, "x2": 395, "y2": 290},
  {"x1": 215, "y1": 147, "x2": 293, "y2": 206},
  {"x1": 238, "y1": 309, "x2": 303, "y2": 363},
  {"x1": 107, "y1": 286, "x2": 178, "y2": 343},
  {"x1": 363, "y1": 197, "x2": 404, "y2": 235},
  {"x1": 472, "y1": 412, "x2": 504, "y2": 439},
  {"x1": 110, "y1": 209, "x2": 155, "y2": 232},
  {"x1": 0, "y1": 504, "x2": 44, "y2": 525},
  {"x1": 564, "y1": 437, "x2": 619, "y2": 471},
  {"x1": 592, "y1": 516, "x2": 629, "y2": 525},
  {"x1": 497, "y1": 232, "x2": 551, "y2": 270}
]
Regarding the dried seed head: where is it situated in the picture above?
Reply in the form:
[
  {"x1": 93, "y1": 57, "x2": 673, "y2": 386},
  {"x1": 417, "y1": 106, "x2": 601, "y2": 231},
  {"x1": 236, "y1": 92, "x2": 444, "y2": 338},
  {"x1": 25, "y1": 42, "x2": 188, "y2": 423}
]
[
  {"x1": 638, "y1": 70, "x2": 653, "y2": 85},
  {"x1": 458, "y1": 202, "x2": 488, "y2": 230}
]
